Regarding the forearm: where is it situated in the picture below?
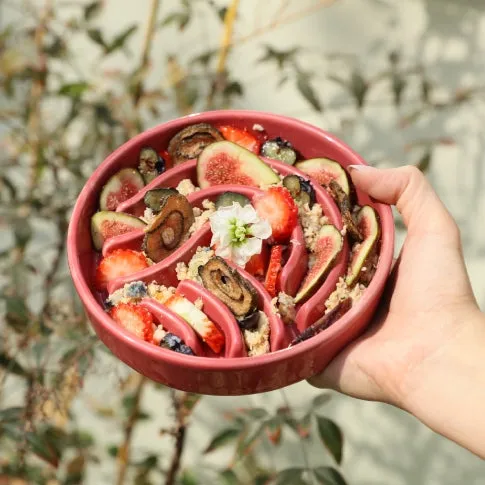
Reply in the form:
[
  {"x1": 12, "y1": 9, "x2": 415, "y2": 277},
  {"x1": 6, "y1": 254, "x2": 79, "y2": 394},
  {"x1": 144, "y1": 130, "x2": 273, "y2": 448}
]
[{"x1": 400, "y1": 309, "x2": 485, "y2": 458}]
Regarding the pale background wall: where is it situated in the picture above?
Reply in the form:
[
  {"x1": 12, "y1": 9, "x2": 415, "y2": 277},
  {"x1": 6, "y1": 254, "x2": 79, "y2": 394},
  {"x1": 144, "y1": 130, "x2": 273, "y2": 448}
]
[{"x1": 2, "y1": 0, "x2": 485, "y2": 483}]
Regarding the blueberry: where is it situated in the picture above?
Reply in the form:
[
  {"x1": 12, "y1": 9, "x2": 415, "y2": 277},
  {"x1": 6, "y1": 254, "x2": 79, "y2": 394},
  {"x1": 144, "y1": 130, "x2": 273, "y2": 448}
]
[
  {"x1": 175, "y1": 344, "x2": 194, "y2": 355},
  {"x1": 125, "y1": 281, "x2": 147, "y2": 298},
  {"x1": 103, "y1": 299, "x2": 114, "y2": 310},
  {"x1": 160, "y1": 333, "x2": 182, "y2": 350},
  {"x1": 155, "y1": 157, "x2": 165, "y2": 174}
]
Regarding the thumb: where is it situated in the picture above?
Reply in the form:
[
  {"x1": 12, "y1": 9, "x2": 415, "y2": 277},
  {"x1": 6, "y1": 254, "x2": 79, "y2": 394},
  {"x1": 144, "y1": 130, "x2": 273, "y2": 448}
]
[{"x1": 348, "y1": 164, "x2": 457, "y2": 238}]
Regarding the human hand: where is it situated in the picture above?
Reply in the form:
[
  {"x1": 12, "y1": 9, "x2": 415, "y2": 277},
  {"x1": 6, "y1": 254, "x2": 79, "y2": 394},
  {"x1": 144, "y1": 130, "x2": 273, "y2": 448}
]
[{"x1": 309, "y1": 165, "x2": 483, "y2": 414}]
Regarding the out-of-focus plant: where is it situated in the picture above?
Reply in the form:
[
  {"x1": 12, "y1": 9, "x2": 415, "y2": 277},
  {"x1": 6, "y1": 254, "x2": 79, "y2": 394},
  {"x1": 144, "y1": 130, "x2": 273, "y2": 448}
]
[{"x1": 0, "y1": 0, "x2": 482, "y2": 483}]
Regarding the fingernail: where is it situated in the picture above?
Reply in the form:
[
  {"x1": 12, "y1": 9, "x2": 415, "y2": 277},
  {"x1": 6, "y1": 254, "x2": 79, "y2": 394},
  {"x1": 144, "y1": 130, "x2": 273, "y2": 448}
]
[{"x1": 348, "y1": 164, "x2": 374, "y2": 172}]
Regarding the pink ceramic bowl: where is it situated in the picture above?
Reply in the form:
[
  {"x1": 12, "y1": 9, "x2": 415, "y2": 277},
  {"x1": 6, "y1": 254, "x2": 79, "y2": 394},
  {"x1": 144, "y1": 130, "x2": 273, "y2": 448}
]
[{"x1": 67, "y1": 110, "x2": 394, "y2": 395}]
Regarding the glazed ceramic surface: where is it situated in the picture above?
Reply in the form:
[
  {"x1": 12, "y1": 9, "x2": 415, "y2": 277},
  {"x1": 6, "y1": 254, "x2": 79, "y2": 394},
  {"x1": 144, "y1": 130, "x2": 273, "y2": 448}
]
[{"x1": 67, "y1": 110, "x2": 395, "y2": 395}]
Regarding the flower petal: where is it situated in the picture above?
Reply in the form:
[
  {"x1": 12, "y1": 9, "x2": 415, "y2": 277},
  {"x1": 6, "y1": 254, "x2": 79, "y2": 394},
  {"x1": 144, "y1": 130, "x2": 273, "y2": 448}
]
[{"x1": 249, "y1": 219, "x2": 272, "y2": 239}]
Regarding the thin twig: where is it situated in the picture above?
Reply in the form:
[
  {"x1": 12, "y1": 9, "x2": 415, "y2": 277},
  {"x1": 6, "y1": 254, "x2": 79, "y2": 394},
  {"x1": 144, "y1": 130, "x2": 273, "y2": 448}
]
[
  {"x1": 116, "y1": 375, "x2": 147, "y2": 485},
  {"x1": 205, "y1": 0, "x2": 240, "y2": 109}
]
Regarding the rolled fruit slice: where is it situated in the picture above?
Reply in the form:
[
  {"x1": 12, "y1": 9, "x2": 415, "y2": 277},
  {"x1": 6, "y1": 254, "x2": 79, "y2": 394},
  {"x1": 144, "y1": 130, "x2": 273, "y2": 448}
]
[
  {"x1": 91, "y1": 211, "x2": 146, "y2": 251},
  {"x1": 295, "y1": 158, "x2": 350, "y2": 195},
  {"x1": 197, "y1": 141, "x2": 280, "y2": 189},
  {"x1": 99, "y1": 168, "x2": 145, "y2": 211},
  {"x1": 345, "y1": 205, "x2": 380, "y2": 287},
  {"x1": 177, "y1": 279, "x2": 247, "y2": 358},
  {"x1": 294, "y1": 225, "x2": 343, "y2": 304}
]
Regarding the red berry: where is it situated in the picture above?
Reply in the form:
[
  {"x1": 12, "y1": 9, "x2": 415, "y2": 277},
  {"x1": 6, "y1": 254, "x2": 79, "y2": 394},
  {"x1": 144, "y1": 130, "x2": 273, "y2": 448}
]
[
  {"x1": 253, "y1": 187, "x2": 298, "y2": 244},
  {"x1": 265, "y1": 245, "x2": 283, "y2": 298},
  {"x1": 109, "y1": 303, "x2": 154, "y2": 342},
  {"x1": 95, "y1": 249, "x2": 149, "y2": 290},
  {"x1": 244, "y1": 243, "x2": 269, "y2": 277},
  {"x1": 219, "y1": 125, "x2": 261, "y2": 153}
]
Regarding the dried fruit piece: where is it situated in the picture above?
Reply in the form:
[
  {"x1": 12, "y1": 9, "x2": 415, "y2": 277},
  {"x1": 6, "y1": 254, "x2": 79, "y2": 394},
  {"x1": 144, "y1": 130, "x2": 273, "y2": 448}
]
[
  {"x1": 168, "y1": 123, "x2": 224, "y2": 165},
  {"x1": 143, "y1": 188, "x2": 179, "y2": 213},
  {"x1": 327, "y1": 180, "x2": 362, "y2": 242},
  {"x1": 294, "y1": 225, "x2": 343, "y2": 303},
  {"x1": 261, "y1": 137, "x2": 298, "y2": 165},
  {"x1": 345, "y1": 205, "x2": 380, "y2": 287},
  {"x1": 214, "y1": 191, "x2": 251, "y2": 210},
  {"x1": 290, "y1": 298, "x2": 351, "y2": 346},
  {"x1": 253, "y1": 186, "x2": 298, "y2": 244},
  {"x1": 91, "y1": 211, "x2": 146, "y2": 251},
  {"x1": 219, "y1": 125, "x2": 261, "y2": 153},
  {"x1": 109, "y1": 303, "x2": 154, "y2": 342},
  {"x1": 295, "y1": 158, "x2": 350, "y2": 195},
  {"x1": 164, "y1": 294, "x2": 224, "y2": 353},
  {"x1": 95, "y1": 249, "x2": 150, "y2": 290},
  {"x1": 198, "y1": 256, "x2": 258, "y2": 318},
  {"x1": 282, "y1": 175, "x2": 316, "y2": 208},
  {"x1": 197, "y1": 141, "x2": 280, "y2": 189},
  {"x1": 264, "y1": 245, "x2": 283, "y2": 298},
  {"x1": 138, "y1": 147, "x2": 165, "y2": 183},
  {"x1": 99, "y1": 168, "x2": 145, "y2": 211},
  {"x1": 142, "y1": 194, "x2": 194, "y2": 263}
]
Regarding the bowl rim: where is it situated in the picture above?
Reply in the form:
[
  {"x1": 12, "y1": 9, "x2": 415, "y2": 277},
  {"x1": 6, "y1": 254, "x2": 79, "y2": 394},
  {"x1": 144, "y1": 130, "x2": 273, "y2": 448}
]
[{"x1": 67, "y1": 109, "x2": 395, "y2": 371}]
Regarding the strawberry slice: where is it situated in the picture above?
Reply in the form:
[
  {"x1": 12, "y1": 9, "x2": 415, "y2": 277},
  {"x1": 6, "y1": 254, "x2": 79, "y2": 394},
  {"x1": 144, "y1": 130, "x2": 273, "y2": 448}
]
[
  {"x1": 244, "y1": 243, "x2": 269, "y2": 277},
  {"x1": 109, "y1": 303, "x2": 154, "y2": 342},
  {"x1": 164, "y1": 294, "x2": 225, "y2": 353},
  {"x1": 219, "y1": 125, "x2": 261, "y2": 153},
  {"x1": 253, "y1": 187, "x2": 298, "y2": 244},
  {"x1": 265, "y1": 245, "x2": 283, "y2": 298},
  {"x1": 95, "y1": 249, "x2": 149, "y2": 290}
]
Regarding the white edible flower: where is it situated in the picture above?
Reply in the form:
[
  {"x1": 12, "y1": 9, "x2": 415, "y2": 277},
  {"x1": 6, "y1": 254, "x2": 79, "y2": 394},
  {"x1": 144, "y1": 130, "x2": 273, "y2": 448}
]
[{"x1": 209, "y1": 202, "x2": 272, "y2": 266}]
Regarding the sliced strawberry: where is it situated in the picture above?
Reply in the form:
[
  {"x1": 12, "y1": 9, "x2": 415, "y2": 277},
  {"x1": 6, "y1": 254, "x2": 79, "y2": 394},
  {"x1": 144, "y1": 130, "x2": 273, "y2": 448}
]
[
  {"x1": 164, "y1": 294, "x2": 225, "y2": 353},
  {"x1": 158, "y1": 149, "x2": 173, "y2": 170},
  {"x1": 265, "y1": 245, "x2": 283, "y2": 297},
  {"x1": 253, "y1": 187, "x2": 298, "y2": 244},
  {"x1": 219, "y1": 125, "x2": 261, "y2": 153},
  {"x1": 109, "y1": 303, "x2": 154, "y2": 342},
  {"x1": 95, "y1": 249, "x2": 149, "y2": 290},
  {"x1": 244, "y1": 243, "x2": 269, "y2": 277}
]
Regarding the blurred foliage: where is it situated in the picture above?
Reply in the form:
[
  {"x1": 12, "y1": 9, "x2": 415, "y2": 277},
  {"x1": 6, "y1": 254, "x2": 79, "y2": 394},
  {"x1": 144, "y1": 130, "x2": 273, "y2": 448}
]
[{"x1": 0, "y1": 0, "x2": 481, "y2": 483}]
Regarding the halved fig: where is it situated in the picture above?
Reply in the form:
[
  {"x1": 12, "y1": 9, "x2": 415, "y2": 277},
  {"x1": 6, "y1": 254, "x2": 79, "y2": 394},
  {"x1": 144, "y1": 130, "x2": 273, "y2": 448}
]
[
  {"x1": 142, "y1": 194, "x2": 194, "y2": 263},
  {"x1": 198, "y1": 256, "x2": 258, "y2": 318},
  {"x1": 168, "y1": 123, "x2": 224, "y2": 165},
  {"x1": 197, "y1": 141, "x2": 280, "y2": 189},
  {"x1": 143, "y1": 188, "x2": 179, "y2": 213},
  {"x1": 295, "y1": 158, "x2": 350, "y2": 195},
  {"x1": 91, "y1": 211, "x2": 146, "y2": 251},
  {"x1": 138, "y1": 147, "x2": 165, "y2": 184},
  {"x1": 327, "y1": 180, "x2": 362, "y2": 242},
  {"x1": 294, "y1": 225, "x2": 343, "y2": 304},
  {"x1": 345, "y1": 205, "x2": 380, "y2": 287},
  {"x1": 99, "y1": 168, "x2": 145, "y2": 211}
]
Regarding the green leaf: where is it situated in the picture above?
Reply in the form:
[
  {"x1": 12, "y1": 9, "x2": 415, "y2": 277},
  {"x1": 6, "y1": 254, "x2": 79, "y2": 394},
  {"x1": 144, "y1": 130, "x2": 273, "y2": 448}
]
[
  {"x1": 259, "y1": 45, "x2": 299, "y2": 70},
  {"x1": 0, "y1": 406, "x2": 23, "y2": 424},
  {"x1": 275, "y1": 468, "x2": 307, "y2": 485},
  {"x1": 180, "y1": 470, "x2": 199, "y2": 485},
  {"x1": 316, "y1": 416, "x2": 343, "y2": 464},
  {"x1": 391, "y1": 73, "x2": 406, "y2": 106},
  {"x1": 218, "y1": 7, "x2": 228, "y2": 21},
  {"x1": 43, "y1": 35, "x2": 66, "y2": 57},
  {"x1": 182, "y1": 393, "x2": 201, "y2": 412},
  {"x1": 107, "y1": 25, "x2": 137, "y2": 54},
  {"x1": 254, "y1": 473, "x2": 273, "y2": 485},
  {"x1": 236, "y1": 422, "x2": 265, "y2": 455},
  {"x1": 313, "y1": 467, "x2": 347, "y2": 485},
  {"x1": 84, "y1": 1, "x2": 102, "y2": 21},
  {"x1": 238, "y1": 408, "x2": 268, "y2": 420},
  {"x1": 350, "y1": 70, "x2": 368, "y2": 109},
  {"x1": 122, "y1": 393, "x2": 137, "y2": 415},
  {"x1": 1, "y1": 174, "x2": 16, "y2": 199},
  {"x1": 28, "y1": 426, "x2": 67, "y2": 468},
  {"x1": 296, "y1": 70, "x2": 322, "y2": 112},
  {"x1": 0, "y1": 351, "x2": 29, "y2": 377},
  {"x1": 224, "y1": 81, "x2": 243, "y2": 98},
  {"x1": 67, "y1": 430, "x2": 95, "y2": 449},
  {"x1": 59, "y1": 82, "x2": 89, "y2": 98},
  {"x1": 312, "y1": 393, "x2": 332, "y2": 408},
  {"x1": 204, "y1": 427, "x2": 241, "y2": 453},
  {"x1": 87, "y1": 28, "x2": 106, "y2": 48},
  {"x1": 94, "y1": 103, "x2": 118, "y2": 126},
  {"x1": 220, "y1": 469, "x2": 238, "y2": 485},
  {"x1": 159, "y1": 11, "x2": 191, "y2": 31},
  {"x1": 265, "y1": 417, "x2": 282, "y2": 445},
  {"x1": 416, "y1": 151, "x2": 432, "y2": 173},
  {"x1": 4, "y1": 296, "x2": 30, "y2": 332},
  {"x1": 107, "y1": 445, "x2": 119, "y2": 457},
  {"x1": 191, "y1": 49, "x2": 217, "y2": 67}
]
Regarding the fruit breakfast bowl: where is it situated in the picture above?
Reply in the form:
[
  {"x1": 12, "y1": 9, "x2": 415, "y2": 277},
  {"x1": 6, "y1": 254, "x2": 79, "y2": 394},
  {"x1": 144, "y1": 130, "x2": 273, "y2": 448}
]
[{"x1": 67, "y1": 110, "x2": 394, "y2": 395}]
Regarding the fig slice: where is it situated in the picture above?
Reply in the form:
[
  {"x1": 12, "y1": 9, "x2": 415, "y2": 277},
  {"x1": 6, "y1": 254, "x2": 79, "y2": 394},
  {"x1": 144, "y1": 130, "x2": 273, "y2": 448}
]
[
  {"x1": 327, "y1": 180, "x2": 362, "y2": 242},
  {"x1": 142, "y1": 194, "x2": 194, "y2": 263},
  {"x1": 294, "y1": 224, "x2": 343, "y2": 304},
  {"x1": 91, "y1": 210, "x2": 146, "y2": 251},
  {"x1": 295, "y1": 158, "x2": 350, "y2": 195},
  {"x1": 168, "y1": 123, "x2": 224, "y2": 165},
  {"x1": 99, "y1": 168, "x2": 145, "y2": 211},
  {"x1": 289, "y1": 298, "x2": 351, "y2": 346},
  {"x1": 198, "y1": 256, "x2": 258, "y2": 318},
  {"x1": 197, "y1": 140, "x2": 280, "y2": 189},
  {"x1": 345, "y1": 205, "x2": 380, "y2": 287}
]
